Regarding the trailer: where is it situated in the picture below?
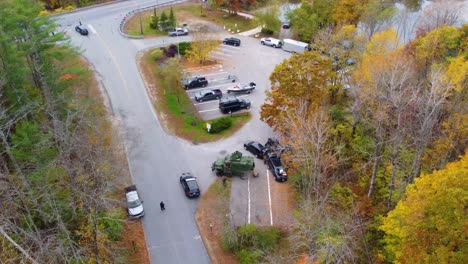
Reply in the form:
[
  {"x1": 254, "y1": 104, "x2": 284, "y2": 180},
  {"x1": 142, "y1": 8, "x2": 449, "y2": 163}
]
[{"x1": 282, "y1": 39, "x2": 311, "y2": 54}]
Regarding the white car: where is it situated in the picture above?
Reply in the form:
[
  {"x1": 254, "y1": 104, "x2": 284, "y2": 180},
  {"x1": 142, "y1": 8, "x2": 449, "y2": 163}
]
[
  {"x1": 168, "y1": 28, "x2": 188, "y2": 36},
  {"x1": 260, "y1": 37, "x2": 282, "y2": 48},
  {"x1": 125, "y1": 185, "x2": 144, "y2": 219}
]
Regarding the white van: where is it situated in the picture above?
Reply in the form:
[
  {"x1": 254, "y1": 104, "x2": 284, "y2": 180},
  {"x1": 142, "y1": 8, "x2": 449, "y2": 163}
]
[{"x1": 282, "y1": 39, "x2": 311, "y2": 53}]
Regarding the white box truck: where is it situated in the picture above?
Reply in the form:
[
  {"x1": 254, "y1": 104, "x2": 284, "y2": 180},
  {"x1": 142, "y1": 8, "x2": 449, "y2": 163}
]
[{"x1": 282, "y1": 39, "x2": 311, "y2": 53}]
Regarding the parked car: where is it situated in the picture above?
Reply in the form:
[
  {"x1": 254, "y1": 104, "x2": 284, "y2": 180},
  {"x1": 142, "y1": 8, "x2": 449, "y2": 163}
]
[
  {"x1": 124, "y1": 185, "x2": 145, "y2": 219},
  {"x1": 282, "y1": 22, "x2": 291, "y2": 29},
  {"x1": 223, "y1": 37, "x2": 241, "y2": 46},
  {"x1": 184, "y1": 76, "x2": 208, "y2": 89},
  {"x1": 168, "y1": 28, "x2": 188, "y2": 36},
  {"x1": 260, "y1": 37, "x2": 282, "y2": 48},
  {"x1": 194, "y1": 89, "x2": 222, "y2": 102},
  {"x1": 265, "y1": 153, "x2": 288, "y2": 182},
  {"x1": 219, "y1": 97, "x2": 251, "y2": 114},
  {"x1": 75, "y1": 25, "x2": 89, "y2": 36},
  {"x1": 244, "y1": 141, "x2": 266, "y2": 159},
  {"x1": 180, "y1": 172, "x2": 200, "y2": 198}
]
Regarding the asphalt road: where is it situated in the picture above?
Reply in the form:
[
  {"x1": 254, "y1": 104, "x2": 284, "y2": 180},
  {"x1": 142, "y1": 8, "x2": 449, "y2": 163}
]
[{"x1": 55, "y1": 1, "x2": 290, "y2": 263}]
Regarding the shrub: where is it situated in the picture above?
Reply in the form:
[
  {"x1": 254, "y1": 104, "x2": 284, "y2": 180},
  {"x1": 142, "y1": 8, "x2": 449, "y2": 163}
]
[
  {"x1": 178, "y1": 42, "x2": 191, "y2": 56},
  {"x1": 236, "y1": 249, "x2": 262, "y2": 264},
  {"x1": 261, "y1": 28, "x2": 274, "y2": 35},
  {"x1": 163, "y1": 44, "x2": 178, "y2": 58},
  {"x1": 151, "y1": 48, "x2": 164, "y2": 61},
  {"x1": 254, "y1": 227, "x2": 281, "y2": 251},
  {"x1": 210, "y1": 117, "x2": 232, "y2": 133}
]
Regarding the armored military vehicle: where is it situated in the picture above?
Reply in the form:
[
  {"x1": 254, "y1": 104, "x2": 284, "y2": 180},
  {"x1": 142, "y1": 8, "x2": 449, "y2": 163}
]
[{"x1": 211, "y1": 151, "x2": 255, "y2": 177}]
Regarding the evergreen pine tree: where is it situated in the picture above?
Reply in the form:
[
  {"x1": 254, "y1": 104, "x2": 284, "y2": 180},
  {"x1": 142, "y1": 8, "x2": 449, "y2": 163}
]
[
  {"x1": 169, "y1": 7, "x2": 176, "y2": 28},
  {"x1": 159, "y1": 11, "x2": 169, "y2": 31}
]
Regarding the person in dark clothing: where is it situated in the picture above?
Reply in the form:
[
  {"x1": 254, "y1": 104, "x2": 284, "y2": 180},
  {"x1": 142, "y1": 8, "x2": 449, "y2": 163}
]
[{"x1": 160, "y1": 201, "x2": 165, "y2": 211}]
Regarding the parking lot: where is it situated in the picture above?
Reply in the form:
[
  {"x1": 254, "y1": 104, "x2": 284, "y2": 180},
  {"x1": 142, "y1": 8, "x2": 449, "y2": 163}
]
[
  {"x1": 183, "y1": 37, "x2": 291, "y2": 121},
  {"x1": 181, "y1": 36, "x2": 295, "y2": 227}
]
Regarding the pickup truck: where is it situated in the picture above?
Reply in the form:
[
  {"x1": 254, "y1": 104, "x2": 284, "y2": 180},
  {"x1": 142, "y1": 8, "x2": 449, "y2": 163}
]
[
  {"x1": 184, "y1": 76, "x2": 208, "y2": 89},
  {"x1": 194, "y1": 89, "x2": 222, "y2": 102},
  {"x1": 125, "y1": 185, "x2": 145, "y2": 219},
  {"x1": 265, "y1": 153, "x2": 288, "y2": 182}
]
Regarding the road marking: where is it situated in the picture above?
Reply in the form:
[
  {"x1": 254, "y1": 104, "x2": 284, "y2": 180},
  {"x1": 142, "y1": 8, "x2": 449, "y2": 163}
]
[
  {"x1": 221, "y1": 45, "x2": 242, "y2": 50},
  {"x1": 87, "y1": 24, "x2": 96, "y2": 34},
  {"x1": 218, "y1": 47, "x2": 241, "y2": 53},
  {"x1": 248, "y1": 174, "x2": 251, "y2": 224},
  {"x1": 198, "y1": 108, "x2": 219, "y2": 113},
  {"x1": 184, "y1": 64, "x2": 223, "y2": 72},
  {"x1": 266, "y1": 169, "x2": 273, "y2": 226},
  {"x1": 193, "y1": 100, "x2": 218, "y2": 106},
  {"x1": 210, "y1": 51, "x2": 232, "y2": 57}
]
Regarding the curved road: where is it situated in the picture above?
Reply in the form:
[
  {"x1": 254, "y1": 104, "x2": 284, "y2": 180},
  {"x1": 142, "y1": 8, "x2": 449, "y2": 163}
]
[
  {"x1": 55, "y1": 0, "x2": 282, "y2": 263},
  {"x1": 56, "y1": 1, "x2": 211, "y2": 263}
]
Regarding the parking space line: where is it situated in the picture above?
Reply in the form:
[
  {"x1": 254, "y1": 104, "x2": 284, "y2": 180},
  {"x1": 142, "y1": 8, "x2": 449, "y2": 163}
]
[
  {"x1": 218, "y1": 47, "x2": 241, "y2": 54},
  {"x1": 184, "y1": 64, "x2": 223, "y2": 72},
  {"x1": 87, "y1": 24, "x2": 96, "y2": 34},
  {"x1": 193, "y1": 100, "x2": 218, "y2": 106},
  {"x1": 210, "y1": 51, "x2": 232, "y2": 57},
  {"x1": 248, "y1": 175, "x2": 251, "y2": 224},
  {"x1": 267, "y1": 169, "x2": 273, "y2": 226},
  {"x1": 198, "y1": 108, "x2": 219, "y2": 113},
  {"x1": 221, "y1": 44, "x2": 241, "y2": 50}
]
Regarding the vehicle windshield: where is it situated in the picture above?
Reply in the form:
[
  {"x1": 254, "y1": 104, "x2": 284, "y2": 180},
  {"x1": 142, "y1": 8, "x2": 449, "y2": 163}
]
[
  {"x1": 186, "y1": 179, "x2": 198, "y2": 190},
  {"x1": 128, "y1": 199, "x2": 142, "y2": 208}
]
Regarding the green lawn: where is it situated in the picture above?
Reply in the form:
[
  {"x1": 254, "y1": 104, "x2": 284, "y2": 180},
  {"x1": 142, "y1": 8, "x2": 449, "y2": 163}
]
[{"x1": 124, "y1": 3, "x2": 257, "y2": 37}]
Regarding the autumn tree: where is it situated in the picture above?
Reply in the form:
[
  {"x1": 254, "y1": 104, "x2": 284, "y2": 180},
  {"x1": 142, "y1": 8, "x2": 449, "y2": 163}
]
[
  {"x1": 380, "y1": 152, "x2": 468, "y2": 263},
  {"x1": 185, "y1": 31, "x2": 219, "y2": 65},
  {"x1": 261, "y1": 51, "x2": 335, "y2": 133},
  {"x1": 332, "y1": 0, "x2": 367, "y2": 26},
  {"x1": 254, "y1": 5, "x2": 281, "y2": 35},
  {"x1": 360, "y1": 0, "x2": 396, "y2": 40}
]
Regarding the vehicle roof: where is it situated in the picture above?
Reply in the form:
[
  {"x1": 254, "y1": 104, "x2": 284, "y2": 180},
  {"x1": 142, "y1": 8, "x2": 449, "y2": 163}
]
[
  {"x1": 125, "y1": 191, "x2": 140, "y2": 202},
  {"x1": 226, "y1": 37, "x2": 240, "y2": 40},
  {"x1": 247, "y1": 141, "x2": 264, "y2": 149},
  {"x1": 283, "y1": 39, "x2": 309, "y2": 47},
  {"x1": 220, "y1": 96, "x2": 239, "y2": 103}
]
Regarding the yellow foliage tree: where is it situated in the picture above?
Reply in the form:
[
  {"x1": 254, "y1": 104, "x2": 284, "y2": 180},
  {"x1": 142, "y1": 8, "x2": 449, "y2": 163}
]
[
  {"x1": 185, "y1": 31, "x2": 219, "y2": 65},
  {"x1": 380, "y1": 152, "x2": 468, "y2": 263}
]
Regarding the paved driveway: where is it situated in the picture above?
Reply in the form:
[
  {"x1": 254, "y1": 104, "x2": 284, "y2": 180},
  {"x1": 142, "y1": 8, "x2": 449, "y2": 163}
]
[{"x1": 56, "y1": 1, "x2": 291, "y2": 262}]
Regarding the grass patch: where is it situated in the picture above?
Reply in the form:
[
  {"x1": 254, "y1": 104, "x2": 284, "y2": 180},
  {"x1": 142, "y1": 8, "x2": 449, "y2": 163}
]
[
  {"x1": 139, "y1": 48, "x2": 251, "y2": 143},
  {"x1": 124, "y1": 3, "x2": 257, "y2": 37}
]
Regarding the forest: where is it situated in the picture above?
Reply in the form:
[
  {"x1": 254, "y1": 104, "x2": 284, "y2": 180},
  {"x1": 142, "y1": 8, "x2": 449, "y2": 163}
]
[
  {"x1": 0, "y1": 0, "x2": 129, "y2": 263},
  {"x1": 259, "y1": 0, "x2": 467, "y2": 263}
]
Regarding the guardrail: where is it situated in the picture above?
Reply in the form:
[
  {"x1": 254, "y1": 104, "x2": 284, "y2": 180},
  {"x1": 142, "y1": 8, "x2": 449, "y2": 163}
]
[{"x1": 119, "y1": 0, "x2": 186, "y2": 39}]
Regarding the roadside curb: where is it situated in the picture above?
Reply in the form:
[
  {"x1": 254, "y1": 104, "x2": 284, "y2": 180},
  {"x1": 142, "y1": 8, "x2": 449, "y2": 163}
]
[
  {"x1": 49, "y1": 0, "x2": 129, "y2": 17},
  {"x1": 119, "y1": 0, "x2": 186, "y2": 39}
]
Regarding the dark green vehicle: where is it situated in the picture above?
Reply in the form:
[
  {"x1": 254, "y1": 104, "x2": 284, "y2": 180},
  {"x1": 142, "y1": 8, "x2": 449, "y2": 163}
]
[{"x1": 211, "y1": 151, "x2": 255, "y2": 177}]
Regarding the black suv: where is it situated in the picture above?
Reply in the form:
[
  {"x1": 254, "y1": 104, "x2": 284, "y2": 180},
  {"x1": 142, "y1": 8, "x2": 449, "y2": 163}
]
[
  {"x1": 75, "y1": 25, "x2": 89, "y2": 36},
  {"x1": 265, "y1": 153, "x2": 287, "y2": 182},
  {"x1": 184, "y1": 76, "x2": 208, "y2": 89},
  {"x1": 244, "y1": 141, "x2": 265, "y2": 159},
  {"x1": 179, "y1": 173, "x2": 200, "y2": 198},
  {"x1": 219, "y1": 97, "x2": 251, "y2": 114},
  {"x1": 223, "y1": 37, "x2": 241, "y2": 46}
]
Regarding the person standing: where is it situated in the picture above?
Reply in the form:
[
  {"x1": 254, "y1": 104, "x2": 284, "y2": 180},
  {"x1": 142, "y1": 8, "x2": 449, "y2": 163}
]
[{"x1": 160, "y1": 201, "x2": 165, "y2": 211}]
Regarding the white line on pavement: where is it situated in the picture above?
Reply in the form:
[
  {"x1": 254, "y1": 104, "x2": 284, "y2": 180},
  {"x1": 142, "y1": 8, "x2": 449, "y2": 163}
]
[
  {"x1": 267, "y1": 169, "x2": 273, "y2": 226},
  {"x1": 210, "y1": 51, "x2": 232, "y2": 57},
  {"x1": 184, "y1": 64, "x2": 223, "y2": 72},
  {"x1": 198, "y1": 108, "x2": 219, "y2": 113},
  {"x1": 87, "y1": 24, "x2": 96, "y2": 34},
  {"x1": 248, "y1": 174, "x2": 251, "y2": 224}
]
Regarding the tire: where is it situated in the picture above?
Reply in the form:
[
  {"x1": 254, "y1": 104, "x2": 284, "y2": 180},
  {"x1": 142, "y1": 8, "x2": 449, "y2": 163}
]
[
  {"x1": 216, "y1": 96, "x2": 220, "y2": 99},
  {"x1": 246, "y1": 105, "x2": 250, "y2": 109},
  {"x1": 227, "y1": 90, "x2": 231, "y2": 94},
  {"x1": 261, "y1": 41, "x2": 265, "y2": 45},
  {"x1": 246, "y1": 90, "x2": 251, "y2": 94},
  {"x1": 273, "y1": 44, "x2": 277, "y2": 48},
  {"x1": 244, "y1": 145, "x2": 247, "y2": 150},
  {"x1": 236, "y1": 43, "x2": 239, "y2": 47},
  {"x1": 202, "y1": 84, "x2": 206, "y2": 87},
  {"x1": 232, "y1": 79, "x2": 235, "y2": 83}
]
